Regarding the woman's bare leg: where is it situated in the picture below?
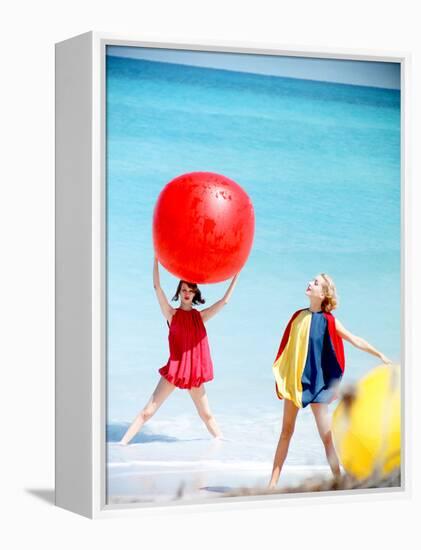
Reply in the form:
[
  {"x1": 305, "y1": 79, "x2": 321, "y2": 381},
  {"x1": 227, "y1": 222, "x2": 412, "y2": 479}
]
[
  {"x1": 269, "y1": 399, "x2": 299, "y2": 488},
  {"x1": 310, "y1": 403, "x2": 341, "y2": 476},
  {"x1": 189, "y1": 385, "x2": 222, "y2": 438},
  {"x1": 119, "y1": 377, "x2": 176, "y2": 445}
]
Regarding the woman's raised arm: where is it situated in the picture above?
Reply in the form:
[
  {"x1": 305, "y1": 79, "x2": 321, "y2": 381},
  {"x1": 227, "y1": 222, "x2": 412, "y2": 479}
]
[
  {"x1": 200, "y1": 273, "x2": 240, "y2": 323},
  {"x1": 335, "y1": 319, "x2": 392, "y2": 364},
  {"x1": 153, "y1": 257, "x2": 175, "y2": 323}
]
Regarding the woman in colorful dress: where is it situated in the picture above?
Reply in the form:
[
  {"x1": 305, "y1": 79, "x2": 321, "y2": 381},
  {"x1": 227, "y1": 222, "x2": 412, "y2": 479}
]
[
  {"x1": 269, "y1": 273, "x2": 391, "y2": 488},
  {"x1": 119, "y1": 257, "x2": 239, "y2": 445}
]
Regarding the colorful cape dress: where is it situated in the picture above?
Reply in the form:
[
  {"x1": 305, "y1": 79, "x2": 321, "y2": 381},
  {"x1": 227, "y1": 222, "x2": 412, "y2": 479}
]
[
  {"x1": 272, "y1": 308, "x2": 345, "y2": 408},
  {"x1": 159, "y1": 307, "x2": 214, "y2": 389}
]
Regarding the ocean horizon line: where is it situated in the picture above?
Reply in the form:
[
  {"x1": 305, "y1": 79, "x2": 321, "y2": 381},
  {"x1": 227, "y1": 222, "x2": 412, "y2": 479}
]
[{"x1": 107, "y1": 53, "x2": 400, "y2": 93}]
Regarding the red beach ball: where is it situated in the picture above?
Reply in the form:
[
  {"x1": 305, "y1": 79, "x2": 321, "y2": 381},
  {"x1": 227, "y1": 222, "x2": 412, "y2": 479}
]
[{"x1": 153, "y1": 172, "x2": 255, "y2": 283}]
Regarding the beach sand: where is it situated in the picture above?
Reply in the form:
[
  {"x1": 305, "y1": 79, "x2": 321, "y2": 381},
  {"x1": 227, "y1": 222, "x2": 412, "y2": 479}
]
[{"x1": 107, "y1": 439, "x2": 332, "y2": 505}]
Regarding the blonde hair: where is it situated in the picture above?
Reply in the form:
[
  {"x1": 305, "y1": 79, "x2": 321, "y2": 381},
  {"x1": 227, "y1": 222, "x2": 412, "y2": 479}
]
[{"x1": 319, "y1": 273, "x2": 338, "y2": 313}]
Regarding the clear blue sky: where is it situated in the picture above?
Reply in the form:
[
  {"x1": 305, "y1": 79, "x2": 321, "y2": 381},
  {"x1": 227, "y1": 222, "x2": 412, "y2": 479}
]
[{"x1": 107, "y1": 45, "x2": 400, "y2": 90}]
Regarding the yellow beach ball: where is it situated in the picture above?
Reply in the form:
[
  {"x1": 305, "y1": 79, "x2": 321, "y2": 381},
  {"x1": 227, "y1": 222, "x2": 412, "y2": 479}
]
[{"x1": 332, "y1": 364, "x2": 401, "y2": 480}]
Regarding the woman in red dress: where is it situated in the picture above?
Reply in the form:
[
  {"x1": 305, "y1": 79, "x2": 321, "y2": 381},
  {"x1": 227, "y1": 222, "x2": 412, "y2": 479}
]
[{"x1": 120, "y1": 257, "x2": 239, "y2": 445}]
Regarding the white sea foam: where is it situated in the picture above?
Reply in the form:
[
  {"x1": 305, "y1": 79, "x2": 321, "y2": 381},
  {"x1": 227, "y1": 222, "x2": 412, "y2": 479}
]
[{"x1": 106, "y1": 436, "x2": 332, "y2": 501}]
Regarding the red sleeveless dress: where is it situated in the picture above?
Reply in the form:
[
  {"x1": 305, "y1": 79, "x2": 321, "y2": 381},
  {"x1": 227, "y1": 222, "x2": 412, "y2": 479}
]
[{"x1": 158, "y1": 308, "x2": 214, "y2": 389}]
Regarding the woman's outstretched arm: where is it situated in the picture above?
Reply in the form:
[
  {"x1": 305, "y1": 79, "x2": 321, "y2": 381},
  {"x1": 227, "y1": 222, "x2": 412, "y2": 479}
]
[
  {"x1": 200, "y1": 273, "x2": 240, "y2": 323},
  {"x1": 335, "y1": 319, "x2": 392, "y2": 363},
  {"x1": 153, "y1": 257, "x2": 175, "y2": 323}
]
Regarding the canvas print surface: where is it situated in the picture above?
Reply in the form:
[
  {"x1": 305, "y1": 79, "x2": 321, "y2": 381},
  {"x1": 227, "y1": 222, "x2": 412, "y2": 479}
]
[{"x1": 105, "y1": 45, "x2": 401, "y2": 505}]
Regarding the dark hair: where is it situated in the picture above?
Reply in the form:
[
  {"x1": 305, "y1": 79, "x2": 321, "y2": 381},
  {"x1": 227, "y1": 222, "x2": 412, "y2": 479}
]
[{"x1": 172, "y1": 280, "x2": 205, "y2": 305}]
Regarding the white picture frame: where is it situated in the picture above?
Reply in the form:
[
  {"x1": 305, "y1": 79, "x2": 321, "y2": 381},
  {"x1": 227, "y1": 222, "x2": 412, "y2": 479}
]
[{"x1": 55, "y1": 31, "x2": 410, "y2": 519}]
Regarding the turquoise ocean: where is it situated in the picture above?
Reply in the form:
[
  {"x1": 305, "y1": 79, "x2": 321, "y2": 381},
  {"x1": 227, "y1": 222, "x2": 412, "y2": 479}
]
[{"x1": 105, "y1": 53, "x2": 400, "y2": 497}]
